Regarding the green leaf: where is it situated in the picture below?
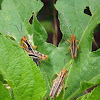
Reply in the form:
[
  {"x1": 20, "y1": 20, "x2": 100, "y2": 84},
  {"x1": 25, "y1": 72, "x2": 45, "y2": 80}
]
[
  {"x1": 77, "y1": 93, "x2": 89, "y2": 100},
  {"x1": 0, "y1": 35, "x2": 46, "y2": 100},
  {"x1": 40, "y1": 21, "x2": 55, "y2": 33},
  {"x1": 80, "y1": 77, "x2": 100, "y2": 93},
  {"x1": 0, "y1": 82, "x2": 11, "y2": 100},
  {"x1": 86, "y1": 85, "x2": 100, "y2": 100},
  {"x1": 33, "y1": 15, "x2": 56, "y2": 54},
  {"x1": 0, "y1": 0, "x2": 3, "y2": 9},
  {"x1": 76, "y1": 75, "x2": 100, "y2": 99},
  {"x1": 0, "y1": 74, "x2": 7, "y2": 84},
  {"x1": 77, "y1": 85, "x2": 100, "y2": 100},
  {"x1": 0, "y1": 0, "x2": 43, "y2": 42},
  {"x1": 55, "y1": 0, "x2": 100, "y2": 99}
]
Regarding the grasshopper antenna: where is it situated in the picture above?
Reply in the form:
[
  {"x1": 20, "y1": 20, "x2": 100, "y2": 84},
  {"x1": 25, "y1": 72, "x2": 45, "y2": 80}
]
[
  {"x1": 64, "y1": 59, "x2": 66, "y2": 68},
  {"x1": 64, "y1": 18, "x2": 73, "y2": 36},
  {"x1": 15, "y1": 25, "x2": 20, "y2": 33},
  {"x1": 62, "y1": 14, "x2": 73, "y2": 36},
  {"x1": 73, "y1": 27, "x2": 76, "y2": 35},
  {"x1": 67, "y1": 24, "x2": 73, "y2": 35},
  {"x1": 20, "y1": 23, "x2": 23, "y2": 36},
  {"x1": 13, "y1": 23, "x2": 23, "y2": 37},
  {"x1": 14, "y1": 25, "x2": 22, "y2": 35}
]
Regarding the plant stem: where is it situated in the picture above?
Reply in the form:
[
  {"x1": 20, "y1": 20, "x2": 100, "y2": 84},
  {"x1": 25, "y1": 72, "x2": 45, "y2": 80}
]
[{"x1": 53, "y1": 0, "x2": 58, "y2": 46}]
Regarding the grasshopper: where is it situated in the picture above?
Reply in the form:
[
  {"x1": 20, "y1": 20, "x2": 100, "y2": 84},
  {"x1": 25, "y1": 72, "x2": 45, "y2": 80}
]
[
  {"x1": 20, "y1": 36, "x2": 48, "y2": 65},
  {"x1": 14, "y1": 25, "x2": 48, "y2": 65},
  {"x1": 49, "y1": 68, "x2": 68, "y2": 100},
  {"x1": 60, "y1": 16, "x2": 80, "y2": 59},
  {"x1": 67, "y1": 35, "x2": 79, "y2": 59}
]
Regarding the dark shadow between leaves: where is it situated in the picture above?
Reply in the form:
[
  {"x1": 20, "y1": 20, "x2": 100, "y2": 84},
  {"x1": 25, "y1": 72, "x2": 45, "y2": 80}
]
[{"x1": 92, "y1": 24, "x2": 100, "y2": 51}]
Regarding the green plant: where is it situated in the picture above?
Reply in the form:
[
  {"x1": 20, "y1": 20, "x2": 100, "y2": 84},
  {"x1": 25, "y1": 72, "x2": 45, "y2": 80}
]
[{"x1": 0, "y1": 0, "x2": 100, "y2": 100}]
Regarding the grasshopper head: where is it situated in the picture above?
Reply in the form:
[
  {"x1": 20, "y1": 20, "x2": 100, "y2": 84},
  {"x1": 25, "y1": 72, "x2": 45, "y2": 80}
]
[
  {"x1": 61, "y1": 68, "x2": 67, "y2": 75},
  {"x1": 21, "y1": 36, "x2": 28, "y2": 41},
  {"x1": 21, "y1": 36, "x2": 28, "y2": 45},
  {"x1": 71, "y1": 35, "x2": 76, "y2": 41}
]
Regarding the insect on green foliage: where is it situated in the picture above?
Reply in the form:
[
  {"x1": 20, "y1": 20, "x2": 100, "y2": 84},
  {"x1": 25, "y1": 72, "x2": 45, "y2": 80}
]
[{"x1": 0, "y1": 0, "x2": 100, "y2": 100}]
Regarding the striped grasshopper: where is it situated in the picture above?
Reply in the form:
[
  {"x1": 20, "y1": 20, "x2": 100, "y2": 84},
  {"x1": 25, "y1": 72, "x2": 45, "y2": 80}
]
[
  {"x1": 20, "y1": 36, "x2": 48, "y2": 65},
  {"x1": 49, "y1": 68, "x2": 68, "y2": 100},
  {"x1": 67, "y1": 35, "x2": 79, "y2": 59}
]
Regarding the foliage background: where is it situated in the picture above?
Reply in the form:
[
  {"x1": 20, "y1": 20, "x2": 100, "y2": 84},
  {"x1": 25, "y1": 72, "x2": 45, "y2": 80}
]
[{"x1": 0, "y1": 0, "x2": 100, "y2": 100}]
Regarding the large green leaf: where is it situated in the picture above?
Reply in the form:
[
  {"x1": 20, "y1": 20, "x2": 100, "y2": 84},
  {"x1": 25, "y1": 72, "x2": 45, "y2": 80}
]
[
  {"x1": 0, "y1": 35, "x2": 46, "y2": 100},
  {"x1": 55, "y1": 0, "x2": 100, "y2": 99}
]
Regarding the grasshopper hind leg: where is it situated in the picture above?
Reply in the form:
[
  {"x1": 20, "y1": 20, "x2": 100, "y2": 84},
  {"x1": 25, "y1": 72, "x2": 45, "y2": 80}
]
[{"x1": 66, "y1": 46, "x2": 71, "y2": 55}]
